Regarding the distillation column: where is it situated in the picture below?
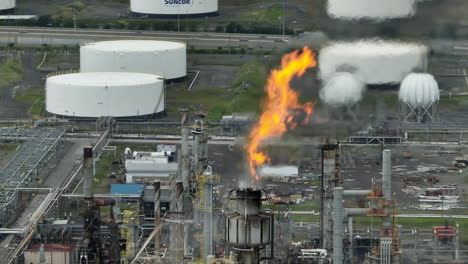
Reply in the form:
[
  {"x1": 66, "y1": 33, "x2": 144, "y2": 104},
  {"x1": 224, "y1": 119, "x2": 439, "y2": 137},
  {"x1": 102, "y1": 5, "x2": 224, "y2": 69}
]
[{"x1": 320, "y1": 144, "x2": 340, "y2": 254}]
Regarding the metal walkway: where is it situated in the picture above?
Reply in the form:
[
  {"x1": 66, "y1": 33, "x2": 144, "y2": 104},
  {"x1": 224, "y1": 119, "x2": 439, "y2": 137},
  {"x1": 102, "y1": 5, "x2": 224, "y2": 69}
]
[{"x1": 0, "y1": 128, "x2": 64, "y2": 226}]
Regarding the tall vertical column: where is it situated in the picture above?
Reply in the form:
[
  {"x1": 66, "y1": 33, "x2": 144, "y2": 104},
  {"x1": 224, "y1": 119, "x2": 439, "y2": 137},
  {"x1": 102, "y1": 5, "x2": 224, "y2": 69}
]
[
  {"x1": 154, "y1": 182, "x2": 161, "y2": 254},
  {"x1": 83, "y1": 147, "x2": 93, "y2": 199},
  {"x1": 349, "y1": 216, "x2": 354, "y2": 263},
  {"x1": 382, "y1": 149, "x2": 392, "y2": 232},
  {"x1": 181, "y1": 127, "x2": 190, "y2": 188},
  {"x1": 333, "y1": 187, "x2": 344, "y2": 264},
  {"x1": 204, "y1": 169, "x2": 214, "y2": 262},
  {"x1": 320, "y1": 144, "x2": 340, "y2": 252},
  {"x1": 175, "y1": 182, "x2": 184, "y2": 262}
]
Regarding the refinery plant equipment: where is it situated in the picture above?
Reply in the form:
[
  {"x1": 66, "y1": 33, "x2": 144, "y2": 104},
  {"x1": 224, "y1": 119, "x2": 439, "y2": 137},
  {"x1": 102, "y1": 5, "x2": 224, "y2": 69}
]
[
  {"x1": 399, "y1": 72, "x2": 440, "y2": 123},
  {"x1": 225, "y1": 188, "x2": 274, "y2": 264},
  {"x1": 80, "y1": 40, "x2": 187, "y2": 80},
  {"x1": 130, "y1": 0, "x2": 218, "y2": 17},
  {"x1": 319, "y1": 40, "x2": 428, "y2": 85},
  {"x1": 46, "y1": 72, "x2": 165, "y2": 118}
]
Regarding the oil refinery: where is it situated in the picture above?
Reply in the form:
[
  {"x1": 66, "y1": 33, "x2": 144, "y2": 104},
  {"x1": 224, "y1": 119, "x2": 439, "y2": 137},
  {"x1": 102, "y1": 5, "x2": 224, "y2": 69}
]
[{"x1": 0, "y1": 0, "x2": 468, "y2": 264}]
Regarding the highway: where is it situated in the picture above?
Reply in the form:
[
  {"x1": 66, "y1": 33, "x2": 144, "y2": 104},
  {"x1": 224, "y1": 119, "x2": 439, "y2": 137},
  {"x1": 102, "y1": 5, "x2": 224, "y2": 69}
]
[{"x1": 0, "y1": 26, "x2": 292, "y2": 49}]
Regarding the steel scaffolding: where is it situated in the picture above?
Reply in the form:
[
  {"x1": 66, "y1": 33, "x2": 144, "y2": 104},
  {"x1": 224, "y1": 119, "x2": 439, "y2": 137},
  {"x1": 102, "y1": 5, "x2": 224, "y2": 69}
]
[{"x1": 0, "y1": 128, "x2": 64, "y2": 226}]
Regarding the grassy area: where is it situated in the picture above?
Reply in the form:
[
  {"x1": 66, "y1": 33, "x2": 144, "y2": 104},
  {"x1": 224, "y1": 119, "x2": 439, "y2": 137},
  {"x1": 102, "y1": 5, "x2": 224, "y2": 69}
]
[
  {"x1": 166, "y1": 60, "x2": 268, "y2": 121},
  {"x1": 0, "y1": 57, "x2": 23, "y2": 89},
  {"x1": 0, "y1": 143, "x2": 19, "y2": 166},
  {"x1": 240, "y1": 4, "x2": 284, "y2": 24},
  {"x1": 14, "y1": 86, "x2": 45, "y2": 117},
  {"x1": 439, "y1": 95, "x2": 468, "y2": 106},
  {"x1": 292, "y1": 215, "x2": 320, "y2": 222}
]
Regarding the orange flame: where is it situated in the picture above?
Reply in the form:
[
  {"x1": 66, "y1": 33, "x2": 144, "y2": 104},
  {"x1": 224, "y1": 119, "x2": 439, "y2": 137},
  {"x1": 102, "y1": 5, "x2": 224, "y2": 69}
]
[{"x1": 246, "y1": 47, "x2": 317, "y2": 181}]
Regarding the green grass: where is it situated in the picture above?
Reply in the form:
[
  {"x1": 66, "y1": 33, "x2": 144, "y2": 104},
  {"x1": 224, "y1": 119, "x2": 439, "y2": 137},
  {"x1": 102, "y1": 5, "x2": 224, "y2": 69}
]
[
  {"x1": 439, "y1": 95, "x2": 468, "y2": 106},
  {"x1": 0, "y1": 57, "x2": 23, "y2": 89},
  {"x1": 14, "y1": 86, "x2": 45, "y2": 117},
  {"x1": 241, "y1": 4, "x2": 284, "y2": 24},
  {"x1": 292, "y1": 215, "x2": 320, "y2": 222},
  {"x1": 166, "y1": 60, "x2": 268, "y2": 122}
]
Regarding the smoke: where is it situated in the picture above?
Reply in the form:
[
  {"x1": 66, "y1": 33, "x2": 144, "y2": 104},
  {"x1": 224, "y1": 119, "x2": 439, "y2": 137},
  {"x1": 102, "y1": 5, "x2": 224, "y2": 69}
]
[
  {"x1": 319, "y1": 39, "x2": 428, "y2": 85},
  {"x1": 327, "y1": 0, "x2": 417, "y2": 20},
  {"x1": 320, "y1": 72, "x2": 366, "y2": 107}
]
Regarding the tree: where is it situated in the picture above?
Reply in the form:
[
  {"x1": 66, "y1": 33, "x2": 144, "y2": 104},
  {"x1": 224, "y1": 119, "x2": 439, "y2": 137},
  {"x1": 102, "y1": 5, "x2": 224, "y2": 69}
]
[{"x1": 37, "y1": 15, "x2": 52, "y2": 27}]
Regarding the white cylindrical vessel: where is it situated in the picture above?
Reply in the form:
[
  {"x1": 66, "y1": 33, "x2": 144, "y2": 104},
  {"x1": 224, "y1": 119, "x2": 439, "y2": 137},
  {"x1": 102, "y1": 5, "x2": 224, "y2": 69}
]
[
  {"x1": 319, "y1": 40, "x2": 428, "y2": 85},
  {"x1": 46, "y1": 72, "x2": 165, "y2": 118},
  {"x1": 327, "y1": 0, "x2": 416, "y2": 20},
  {"x1": 0, "y1": 0, "x2": 15, "y2": 11},
  {"x1": 130, "y1": 0, "x2": 218, "y2": 16},
  {"x1": 80, "y1": 40, "x2": 187, "y2": 80}
]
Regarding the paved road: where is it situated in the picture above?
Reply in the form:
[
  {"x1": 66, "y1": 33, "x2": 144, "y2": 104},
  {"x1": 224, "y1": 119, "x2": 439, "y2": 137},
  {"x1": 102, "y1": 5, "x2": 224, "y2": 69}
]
[{"x1": 0, "y1": 26, "x2": 291, "y2": 49}]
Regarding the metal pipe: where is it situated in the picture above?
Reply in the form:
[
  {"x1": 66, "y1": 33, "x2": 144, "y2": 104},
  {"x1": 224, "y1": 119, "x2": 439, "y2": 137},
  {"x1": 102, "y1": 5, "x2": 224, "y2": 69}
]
[
  {"x1": 345, "y1": 208, "x2": 370, "y2": 216},
  {"x1": 154, "y1": 182, "x2": 161, "y2": 253},
  {"x1": 333, "y1": 187, "x2": 344, "y2": 264},
  {"x1": 343, "y1": 190, "x2": 372, "y2": 197},
  {"x1": 349, "y1": 216, "x2": 354, "y2": 262},
  {"x1": 180, "y1": 127, "x2": 190, "y2": 188},
  {"x1": 82, "y1": 147, "x2": 93, "y2": 199},
  {"x1": 382, "y1": 149, "x2": 391, "y2": 202}
]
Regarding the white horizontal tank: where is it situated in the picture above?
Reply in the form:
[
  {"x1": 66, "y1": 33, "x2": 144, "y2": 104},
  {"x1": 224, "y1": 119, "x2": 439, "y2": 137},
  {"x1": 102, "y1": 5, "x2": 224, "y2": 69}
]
[
  {"x1": 327, "y1": 0, "x2": 416, "y2": 20},
  {"x1": 80, "y1": 40, "x2": 187, "y2": 80},
  {"x1": 319, "y1": 40, "x2": 428, "y2": 85},
  {"x1": 399, "y1": 73, "x2": 439, "y2": 108},
  {"x1": 0, "y1": 0, "x2": 15, "y2": 10},
  {"x1": 46, "y1": 72, "x2": 165, "y2": 118},
  {"x1": 130, "y1": 0, "x2": 218, "y2": 15}
]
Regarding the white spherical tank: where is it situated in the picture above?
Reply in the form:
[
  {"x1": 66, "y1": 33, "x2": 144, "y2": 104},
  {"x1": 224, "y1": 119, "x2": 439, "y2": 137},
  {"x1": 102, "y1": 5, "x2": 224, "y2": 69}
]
[
  {"x1": 320, "y1": 72, "x2": 365, "y2": 107},
  {"x1": 46, "y1": 72, "x2": 165, "y2": 118},
  {"x1": 327, "y1": 0, "x2": 416, "y2": 20},
  {"x1": 0, "y1": 0, "x2": 15, "y2": 10},
  {"x1": 319, "y1": 40, "x2": 428, "y2": 85},
  {"x1": 399, "y1": 73, "x2": 439, "y2": 108},
  {"x1": 130, "y1": 0, "x2": 218, "y2": 15},
  {"x1": 80, "y1": 40, "x2": 186, "y2": 80}
]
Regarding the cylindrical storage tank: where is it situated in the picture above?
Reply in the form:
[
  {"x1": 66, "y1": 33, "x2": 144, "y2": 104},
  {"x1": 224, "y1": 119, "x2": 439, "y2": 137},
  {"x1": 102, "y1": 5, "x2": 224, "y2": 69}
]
[
  {"x1": 0, "y1": 0, "x2": 15, "y2": 11},
  {"x1": 327, "y1": 0, "x2": 416, "y2": 20},
  {"x1": 319, "y1": 40, "x2": 428, "y2": 85},
  {"x1": 80, "y1": 40, "x2": 186, "y2": 80},
  {"x1": 46, "y1": 72, "x2": 165, "y2": 118},
  {"x1": 130, "y1": 0, "x2": 218, "y2": 16},
  {"x1": 399, "y1": 73, "x2": 439, "y2": 108}
]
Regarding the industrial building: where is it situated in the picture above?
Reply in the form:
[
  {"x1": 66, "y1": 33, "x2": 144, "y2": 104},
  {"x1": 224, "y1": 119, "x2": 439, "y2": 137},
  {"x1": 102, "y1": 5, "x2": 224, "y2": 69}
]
[
  {"x1": 45, "y1": 72, "x2": 165, "y2": 118},
  {"x1": 125, "y1": 149, "x2": 178, "y2": 184},
  {"x1": 0, "y1": 0, "x2": 15, "y2": 13},
  {"x1": 130, "y1": 0, "x2": 218, "y2": 17},
  {"x1": 80, "y1": 40, "x2": 187, "y2": 81}
]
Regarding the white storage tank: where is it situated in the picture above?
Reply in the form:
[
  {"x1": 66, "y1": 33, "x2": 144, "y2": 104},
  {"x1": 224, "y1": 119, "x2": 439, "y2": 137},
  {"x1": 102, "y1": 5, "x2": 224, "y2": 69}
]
[
  {"x1": 46, "y1": 72, "x2": 165, "y2": 118},
  {"x1": 327, "y1": 0, "x2": 416, "y2": 20},
  {"x1": 130, "y1": 0, "x2": 218, "y2": 16},
  {"x1": 319, "y1": 40, "x2": 428, "y2": 85},
  {"x1": 80, "y1": 40, "x2": 187, "y2": 80},
  {"x1": 399, "y1": 73, "x2": 439, "y2": 108},
  {"x1": 0, "y1": 0, "x2": 15, "y2": 11}
]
